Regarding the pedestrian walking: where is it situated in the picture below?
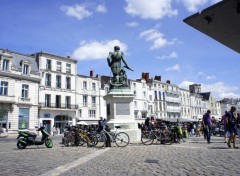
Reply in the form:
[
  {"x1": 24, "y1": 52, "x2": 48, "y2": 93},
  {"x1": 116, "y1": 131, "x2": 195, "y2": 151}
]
[
  {"x1": 221, "y1": 111, "x2": 228, "y2": 143},
  {"x1": 236, "y1": 113, "x2": 240, "y2": 144},
  {"x1": 226, "y1": 106, "x2": 238, "y2": 149},
  {"x1": 203, "y1": 110, "x2": 212, "y2": 144}
]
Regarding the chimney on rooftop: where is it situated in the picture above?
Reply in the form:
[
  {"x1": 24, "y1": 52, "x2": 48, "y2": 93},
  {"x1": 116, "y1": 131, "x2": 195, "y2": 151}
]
[
  {"x1": 154, "y1": 75, "x2": 161, "y2": 81},
  {"x1": 90, "y1": 70, "x2": 94, "y2": 77},
  {"x1": 166, "y1": 80, "x2": 170, "y2": 84}
]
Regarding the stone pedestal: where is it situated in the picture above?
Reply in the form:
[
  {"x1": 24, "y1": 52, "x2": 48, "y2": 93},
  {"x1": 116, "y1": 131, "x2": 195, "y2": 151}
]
[{"x1": 104, "y1": 88, "x2": 141, "y2": 142}]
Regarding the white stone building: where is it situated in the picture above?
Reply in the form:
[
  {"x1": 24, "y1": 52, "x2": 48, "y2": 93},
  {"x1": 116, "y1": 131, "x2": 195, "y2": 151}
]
[
  {"x1": 35, "y1": 52, "x2": 78, "y2": 134},
  {"x1": 0, "y1": 49, "x2": 41, "y2": 134},
  {"x1": 179, "y1": 88, "x2": 191, "y2": 119},
  {"x1": 165, "y1": 81, "x2": 181, "y2": 118},
  {"x1": 76, "y1": 72, "x2": 106, "y2": 123},
  {"x1": 189, "y1": 93, "x2": 203, "y2": 120}
]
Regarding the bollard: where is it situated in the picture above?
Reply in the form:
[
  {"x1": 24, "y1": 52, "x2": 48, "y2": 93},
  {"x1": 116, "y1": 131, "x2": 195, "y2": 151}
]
[{"x1": 105, "y1": 125, "x2": 111, "y2": 147}]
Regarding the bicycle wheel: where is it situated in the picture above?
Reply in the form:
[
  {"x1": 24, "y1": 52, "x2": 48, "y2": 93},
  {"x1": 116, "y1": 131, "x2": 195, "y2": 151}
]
[
  {"x1": 141, "y1": 131, "x2": 154, "y2": 145},
  {"x1": 95, "y1": 132, "x2": 107, "y2": 148},
  {"x1": 89, "y1": 134, "x2": 98, "y2": 147},
  {"x1": 161, "y1": 133, "x2": 172, "y2": 145},
  {"x1": 75, "y1": 135, "x2": 85, "y2": 146},
  {"x1": 115, "y1": 132, "x2": 130, "y2": 147}
]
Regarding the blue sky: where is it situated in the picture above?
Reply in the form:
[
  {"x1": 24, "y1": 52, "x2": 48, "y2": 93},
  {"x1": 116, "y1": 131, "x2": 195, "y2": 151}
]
[{"x1": 0, "y1": 0, "x2": 239, "y2": 100}]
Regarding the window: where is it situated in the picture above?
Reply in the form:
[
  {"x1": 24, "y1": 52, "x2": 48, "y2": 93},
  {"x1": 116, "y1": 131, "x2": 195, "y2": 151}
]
[
  {"x1": 142, "y1": 113, "x2": 147, "y2": 118},
  {"x1": 56, "y1": 75, "x2": 61, "y2": 88},
  {"x1": 79, "y1": 109, "x2": 82, "y2": 118},
  {"x1": 89, "y1": 110, "x2": 96, "y2": 118},
  {"x1": 133, "y1": 83, "x2": 136, "y2": 89},
  {"x1": 159, "y1": 91, "x2": 162, "y2": 100},
  {"x1": 154, "y1": 91, "x2": 157, "y2": 100},
  {"x1": 56, "y1": 95, "x2": 61, "y2": 108},
  {"x1": 83, "y1": 95, "x2": 87, "y2": 106},
  {"x1": 143, "y1": 91, "x2": 146, "y2": 98},
  {"x1": 83, "y1": 81, "x2": 87, "y2": 90},
  {"x1": 105, "y1": 87, "x2": 109, "y2": 93},
  {"x1": 21, "y1": 84, "x2": 29, "y2": 98},
  {"x1": 0, "y1": 81, "x2": 8, "y2": 95},
  {"x1": 134, "y1": 101, "x2": 137, "y2": 108},
  {"x1": 18, "y1": 108, "x2": 29, "y2": 129},
  {"x1": 45, "y1": 73, "x2": 51, "y2": 86},
  {"x1": 66, "y1": 96, "x2": 71, "y2": 108},
  {"x1": 92, "y1": 83, "x2": 96, "y2": 91},
  {"x1": 57, "y1": 62, "x2": 61, "y2": 72},
  {"x1": 66, "y1": 63, "x2": 71, "y2": 74},
  {"x1": 66, "y1": 77, "x2": 71, "y2": 89},
  {"x1": 45, "y1": 94, "x2": 51, "y2": 107},
  {"x1": 2, "y1": 59, "x2": 9, "y2": 71},
  {"x1": 92, "y1": 96, "x2": 96, "y2": 106},
  {"x1": 23, "y1": 64, "x2": 29, "y2": 75},
  {"x1": 46, "y1": 59, "x2": 51, "y2": 70},
  {"x1": 149, "y1": 95, "x2": 152, "y2": 101}
]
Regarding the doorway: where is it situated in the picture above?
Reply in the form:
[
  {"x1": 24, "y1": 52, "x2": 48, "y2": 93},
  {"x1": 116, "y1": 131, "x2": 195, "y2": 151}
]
[{"x1": 43, "y1": 120, "x2": 51, "y2": 134}]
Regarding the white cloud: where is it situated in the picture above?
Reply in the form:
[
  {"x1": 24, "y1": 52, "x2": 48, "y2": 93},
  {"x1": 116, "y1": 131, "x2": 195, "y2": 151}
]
[
  {"x1": 211, "y1": 0, "x2": 222, "y2": 4},
  {"x1": 61, "y1": 4, "x2": 93, "y2": 20},
  {"x1": 72, "y1": 40, "x2": 127, "y2": 60},
  {"x1": 198, "y1": 72, "x2": 204, "y2": 76},
  {"x1": 96, "y1": 4, "x2": 107, "y2": 13},
  {"x1": 157, "y1": 52, "x2": 178, "y2": 60},
  {"x1": 206, "y1": 75, "x2": 216, "y2": 80},
  {"x1": 140, "y1": 29, "x2": 177, "y2": 49},
  {"x1": 179, "y1": 81, "x2": 195, "y2": 90},
  {"x1": 166, "y1": 64, "x2": 180, "y2": 71},
  {"x1": 181, "y1": 0, "x2": 208, "y2": 12},
  {"x1": 124, "y1": 0, "x2": 177, "y2": 19},
  {"x1": 179, "y1": 81, "x2": 240, "y2": 99},
  {"x1": 126, "y1": 22, "x2": 139, "y2": 27},
  {"x1": 202, "y1": 82, "x2": 240, "y2": 99}
]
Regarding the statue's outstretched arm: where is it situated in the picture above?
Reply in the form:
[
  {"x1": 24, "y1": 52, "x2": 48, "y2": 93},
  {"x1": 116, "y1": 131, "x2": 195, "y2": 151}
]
[{"x1": 121, "y1": 53, "x2": 133, "y2": 71}]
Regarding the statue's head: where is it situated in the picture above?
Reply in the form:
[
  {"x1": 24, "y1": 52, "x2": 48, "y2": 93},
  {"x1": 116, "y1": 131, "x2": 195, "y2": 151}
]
[{"x1": 114, "y1": 46, "x2": 120, "y2": 51}]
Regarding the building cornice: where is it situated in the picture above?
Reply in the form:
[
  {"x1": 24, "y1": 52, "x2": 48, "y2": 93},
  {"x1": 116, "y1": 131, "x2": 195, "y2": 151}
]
[{"x1": 0, "y1": 71, "x2": 41, "y2": 83}]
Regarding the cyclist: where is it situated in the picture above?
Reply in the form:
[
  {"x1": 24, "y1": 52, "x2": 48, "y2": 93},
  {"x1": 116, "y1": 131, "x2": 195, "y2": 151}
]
[{"x1": 96, "y1": 117, "x2": 107, "y2": 133}]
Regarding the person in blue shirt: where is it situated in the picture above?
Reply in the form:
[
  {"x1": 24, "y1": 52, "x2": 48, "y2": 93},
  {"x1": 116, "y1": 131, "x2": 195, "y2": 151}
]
[{"x1": 203, "y1": 110, "x2": 212, "y2": 144}]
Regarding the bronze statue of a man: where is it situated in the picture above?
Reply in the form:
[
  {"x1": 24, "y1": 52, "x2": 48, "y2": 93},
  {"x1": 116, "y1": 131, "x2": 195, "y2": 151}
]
[{"x1": 107, "y1": 46, "x2": 133, "y2": 87}]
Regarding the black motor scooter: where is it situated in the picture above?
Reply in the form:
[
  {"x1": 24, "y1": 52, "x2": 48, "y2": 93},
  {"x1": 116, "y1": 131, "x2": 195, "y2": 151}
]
[{"x1": 17, "y1": 126, "x2": 53, "y2": 149}]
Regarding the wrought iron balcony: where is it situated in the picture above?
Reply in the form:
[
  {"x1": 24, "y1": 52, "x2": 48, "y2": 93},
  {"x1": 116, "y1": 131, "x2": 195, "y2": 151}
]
[{"x1": 39, "y1": 103, "x2": 78, "y2": 109}]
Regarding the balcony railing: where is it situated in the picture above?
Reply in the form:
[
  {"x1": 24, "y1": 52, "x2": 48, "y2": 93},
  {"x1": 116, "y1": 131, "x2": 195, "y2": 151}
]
[
  {"x1": 18, "y1": 97, "x2": 31, "y2": 104},
  {"x1": 39, "y1": 103, "x2": 78, "y2": 109}
]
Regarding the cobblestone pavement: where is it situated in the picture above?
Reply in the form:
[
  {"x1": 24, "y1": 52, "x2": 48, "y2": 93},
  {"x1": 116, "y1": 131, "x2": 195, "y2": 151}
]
[{"x1": 0, "y1": 136, "x2": 240, "y2": 176}]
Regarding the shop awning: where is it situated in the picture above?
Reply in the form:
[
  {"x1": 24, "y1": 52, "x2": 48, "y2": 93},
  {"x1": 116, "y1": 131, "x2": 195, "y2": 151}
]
[{"x1": 159, "y1": 118, "x2": 197, "y2": 123}]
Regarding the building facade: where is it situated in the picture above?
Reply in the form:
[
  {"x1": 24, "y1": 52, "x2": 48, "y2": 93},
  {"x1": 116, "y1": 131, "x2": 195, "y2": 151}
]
[
  {"x1": 0, "y1": 49, "x2": 41, "y2": 134},
  {"x1": 35, "y1": 52, "x2": 78, "y2": 134},
  {"x1": 0, "y1": 49, "x2": 232, "y2": 135}
]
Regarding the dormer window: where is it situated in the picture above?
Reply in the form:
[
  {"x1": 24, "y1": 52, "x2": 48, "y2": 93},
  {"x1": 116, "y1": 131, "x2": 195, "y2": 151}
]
[
  {"x1": 2, "y1": 59, "x2": 9, "y2": 71},
  {"x1": 23, "y1": 64, "x2": 29, "y2": 75},
  {"x1": 46, "y1": 59, "x2": 51, "y2": 70},
  {"x1": 66, "y1": 63, "x2": 71, "y2": 74},
  {"x1": 20, "y1": 60, "x2": 31, "y2": 75}
]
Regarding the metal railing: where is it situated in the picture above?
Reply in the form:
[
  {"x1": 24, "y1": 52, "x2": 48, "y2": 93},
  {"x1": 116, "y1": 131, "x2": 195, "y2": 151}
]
[{"x1": 39, "y1": 103, "x2": 78, "y2": 109}]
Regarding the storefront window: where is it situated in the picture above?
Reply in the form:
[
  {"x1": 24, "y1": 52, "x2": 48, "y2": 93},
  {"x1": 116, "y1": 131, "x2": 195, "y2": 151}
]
[{"x1": 18, "y1": 108, "x2": 29, "y2": 129}]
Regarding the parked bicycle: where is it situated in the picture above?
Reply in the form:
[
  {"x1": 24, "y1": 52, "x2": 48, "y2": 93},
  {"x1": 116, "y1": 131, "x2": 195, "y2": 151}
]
[
  {"x1": 141, "y1": 125, "x2": 172, "y2": 145},
  {"x1": 62, "y1": 126, "x2": 98, "y2": 147},
  {"x1": 95, "y1": 125, "x2": 130, "y2": 147}
]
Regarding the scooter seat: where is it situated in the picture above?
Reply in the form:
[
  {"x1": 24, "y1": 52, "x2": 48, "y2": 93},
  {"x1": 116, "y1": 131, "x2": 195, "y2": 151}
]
[{"x1": 25, "y1": 131, "x2": 37, "y2": 137}]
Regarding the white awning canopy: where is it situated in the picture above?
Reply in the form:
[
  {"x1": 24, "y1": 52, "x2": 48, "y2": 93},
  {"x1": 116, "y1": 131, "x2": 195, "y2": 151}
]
[{"x1": 184, "y1": 0, "x2": 240, "y2": 53}]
